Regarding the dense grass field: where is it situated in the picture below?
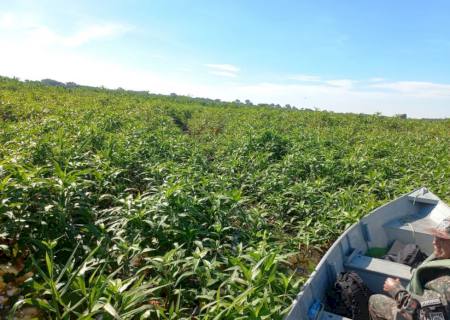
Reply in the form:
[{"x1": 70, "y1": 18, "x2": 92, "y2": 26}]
[{"x1": 0, "y1": 76, "x2": 449, "y2": 319}]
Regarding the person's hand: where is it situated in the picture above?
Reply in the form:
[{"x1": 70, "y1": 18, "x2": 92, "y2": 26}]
[{"x1": 383, "y1": 277, "x2": 401, "y2": 293}]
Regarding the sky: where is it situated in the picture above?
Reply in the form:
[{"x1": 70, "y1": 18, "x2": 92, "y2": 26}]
[{"x1": 1, "y1": 1, "x2": 450, "y2": 118}]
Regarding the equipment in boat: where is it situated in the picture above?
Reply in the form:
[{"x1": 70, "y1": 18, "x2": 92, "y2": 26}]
[{"x1": 286, "y1": 187, "x2": 450, "y2": 320}]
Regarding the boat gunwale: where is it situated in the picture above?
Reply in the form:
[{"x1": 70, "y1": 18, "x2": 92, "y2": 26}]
[{"x1": 287, "y1": 187, "x2": 436, "y2": 319}]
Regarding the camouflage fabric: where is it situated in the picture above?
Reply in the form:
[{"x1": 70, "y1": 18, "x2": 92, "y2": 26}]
[
  {"x1": 368, "y1": 275, "x2": 450, "y2": 320},
  {"x1": 368, "y1": 294, "x2": 399, "y2": 320}
]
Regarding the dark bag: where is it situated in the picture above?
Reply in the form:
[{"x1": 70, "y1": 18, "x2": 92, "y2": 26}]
[
  {"x1": 325, "y1": 271, "x2": 372, "y2": 320},
  {"x1": 419, "y1": 298, "x2": 448, "y2": 320},
  {"x1": 383, "y1": 244, "x2": 427, "y2": 268}
]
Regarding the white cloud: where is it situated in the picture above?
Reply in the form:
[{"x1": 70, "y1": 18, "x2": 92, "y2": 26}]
[
  {"x1": 205, "y1": 64, "x2": 240, "y2": 77},
  {"x1": 209, "y1": 71, "x2": 238, "y2": 78},
  {"x1": 0, "y1": 12, "x2": 16, "y2": 28},
  {"x1": 0, "y1": 11, "x2": 131, "y2": 48},
  {"x1": 368, "y1": 81, "x2": 450, "y2": 97},
  {"x1": 324, "y1": 79, "x2": 354, "y2": 89},
  {"x1": 220, "y1": 81, "x2": 450, "y2": 118},
  {"x1": 368, "y1": 77, "x2": 385, "y2": 82},
  {"x1": 288, "y1": 74, "x2": 321, "y2": 82},
  {"x1": 62, "y1": 24, "x2": 131, "y2": 47},
  {"x1": 289, "y1": 74, "x2": 354, "y2": 89},
  {"x1": 0, "y1": 11, "x2": 43, "y2": 33},
  {"x1": 205, "y1": 64, "x2": 239, "y2": 73}
]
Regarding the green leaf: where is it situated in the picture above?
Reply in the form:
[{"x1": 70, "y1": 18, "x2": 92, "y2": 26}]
[{"x1": 104, "y1": 303, "x2": 121, "y2": 319}]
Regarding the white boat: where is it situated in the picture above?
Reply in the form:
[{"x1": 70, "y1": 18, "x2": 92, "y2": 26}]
[{"x1": 286, "y1": 187, "x2": 450, "y2": 320}]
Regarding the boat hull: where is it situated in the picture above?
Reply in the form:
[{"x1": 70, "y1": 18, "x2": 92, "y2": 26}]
[{"x1": 286, "y1": 187, "x2": 450, "y2": 320}]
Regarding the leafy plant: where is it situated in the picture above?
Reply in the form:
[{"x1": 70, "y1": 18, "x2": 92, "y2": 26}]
[{"x1": 0, "y1": 76, "x2": 448, "y2": 318}]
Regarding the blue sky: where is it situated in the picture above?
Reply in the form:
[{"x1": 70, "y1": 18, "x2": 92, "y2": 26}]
[{"x1": 1, "y1": 0, "x2": 450, "y2": 118}]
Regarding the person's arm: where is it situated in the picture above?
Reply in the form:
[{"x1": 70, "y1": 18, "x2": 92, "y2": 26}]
[{"x1": 384, "y1": 278, "x2": 419, "y2": 319}]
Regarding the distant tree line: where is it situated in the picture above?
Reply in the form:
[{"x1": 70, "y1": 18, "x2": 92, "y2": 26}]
[{"x1": 2, "y1": 76, "x2": 448, "y2": 120}]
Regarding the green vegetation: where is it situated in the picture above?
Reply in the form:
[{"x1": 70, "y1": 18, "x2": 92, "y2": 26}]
[{"x1": 0, "y1": 76, "x2": 449, "y2": 319}]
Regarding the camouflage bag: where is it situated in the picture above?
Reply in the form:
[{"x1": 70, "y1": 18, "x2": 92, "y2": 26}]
[
  {"x1": 419, "y1": 298, "x2": 448, "y2": 320},
  {"x1": 325, "y1": 271, "x2": 372, "y2": 320}
]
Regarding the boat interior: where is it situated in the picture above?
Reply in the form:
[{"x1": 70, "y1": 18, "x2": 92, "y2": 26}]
[{"x1": 287, "y1": 188, "x2": 450, "y2": 320}]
